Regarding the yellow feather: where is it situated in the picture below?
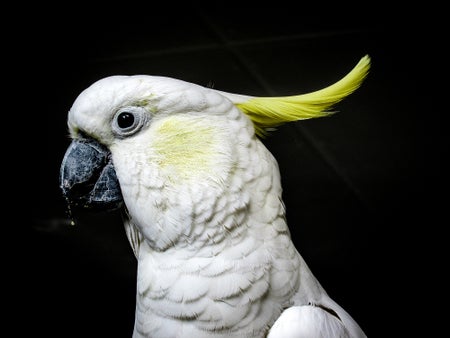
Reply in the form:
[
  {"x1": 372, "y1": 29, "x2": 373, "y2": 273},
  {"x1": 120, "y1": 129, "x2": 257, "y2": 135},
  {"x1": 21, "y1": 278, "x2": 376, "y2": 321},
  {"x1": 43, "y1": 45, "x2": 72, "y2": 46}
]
[{"x1": 236, "y1": 55, "x2": 371, "y2": 137}]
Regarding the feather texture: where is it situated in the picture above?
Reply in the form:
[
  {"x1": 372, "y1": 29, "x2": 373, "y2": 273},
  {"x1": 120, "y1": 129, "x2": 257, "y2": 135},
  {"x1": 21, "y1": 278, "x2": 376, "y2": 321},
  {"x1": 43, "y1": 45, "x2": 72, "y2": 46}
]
[{"x1": 236, "y1": 55, "x2": 371, "y2": 136}]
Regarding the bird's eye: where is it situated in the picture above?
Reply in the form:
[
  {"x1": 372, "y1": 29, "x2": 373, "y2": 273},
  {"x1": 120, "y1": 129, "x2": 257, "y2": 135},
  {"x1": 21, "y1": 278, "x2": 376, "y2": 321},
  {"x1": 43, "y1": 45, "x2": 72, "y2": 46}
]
[
  {"x1": 117, "y1": 112, "x2": 135, "y2": 129},
  {"x1": 112, "y1": 107, "x2": 150, "y2": 137}
]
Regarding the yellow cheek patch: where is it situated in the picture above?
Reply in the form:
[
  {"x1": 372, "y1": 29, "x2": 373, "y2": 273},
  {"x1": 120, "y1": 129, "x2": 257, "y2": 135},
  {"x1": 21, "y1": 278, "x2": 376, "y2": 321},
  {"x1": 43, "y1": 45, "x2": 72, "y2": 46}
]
[{"x1": 152, "y1": 116, "x2": 218, "y2": 180}]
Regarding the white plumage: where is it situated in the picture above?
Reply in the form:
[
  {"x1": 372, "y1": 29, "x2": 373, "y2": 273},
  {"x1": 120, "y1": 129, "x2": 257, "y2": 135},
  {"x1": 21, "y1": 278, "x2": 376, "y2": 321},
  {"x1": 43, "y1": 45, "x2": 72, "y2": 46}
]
[{"x1": 60, "y1": 56, "x2": 370, "y2": 337}]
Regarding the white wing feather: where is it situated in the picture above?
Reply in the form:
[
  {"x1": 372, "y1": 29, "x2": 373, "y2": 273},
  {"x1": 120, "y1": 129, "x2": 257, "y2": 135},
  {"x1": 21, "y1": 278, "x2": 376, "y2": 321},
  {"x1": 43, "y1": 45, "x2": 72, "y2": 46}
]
[{"x1": 268, "y1": 305, "x2": 351, "y2": 338}]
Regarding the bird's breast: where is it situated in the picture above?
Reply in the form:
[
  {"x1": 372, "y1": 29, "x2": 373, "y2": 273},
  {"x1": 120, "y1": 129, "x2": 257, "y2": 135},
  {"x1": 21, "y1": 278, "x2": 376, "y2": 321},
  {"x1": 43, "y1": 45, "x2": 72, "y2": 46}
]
[{"x1": 133, "y1": 234, "x2": 298, "y2": 337}]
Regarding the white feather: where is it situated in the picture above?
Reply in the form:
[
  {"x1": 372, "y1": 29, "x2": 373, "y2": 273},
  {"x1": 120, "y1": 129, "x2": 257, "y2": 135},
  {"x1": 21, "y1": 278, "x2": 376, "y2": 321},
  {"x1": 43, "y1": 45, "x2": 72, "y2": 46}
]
[{"x1": 267, "y1": 305, "x2": 351, "y2": 338}]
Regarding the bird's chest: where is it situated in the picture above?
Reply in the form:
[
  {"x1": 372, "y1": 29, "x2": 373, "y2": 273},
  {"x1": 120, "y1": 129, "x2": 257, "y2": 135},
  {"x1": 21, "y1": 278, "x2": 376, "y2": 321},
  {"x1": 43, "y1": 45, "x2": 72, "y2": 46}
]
[{"x1": 133, "y1": 247, "x2": 280, "y2": 337}]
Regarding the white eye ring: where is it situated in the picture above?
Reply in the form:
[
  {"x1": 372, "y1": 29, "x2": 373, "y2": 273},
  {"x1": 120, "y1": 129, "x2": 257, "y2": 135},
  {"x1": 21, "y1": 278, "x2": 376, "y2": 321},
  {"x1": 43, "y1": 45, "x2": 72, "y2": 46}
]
[{"x1": 111, "y1": 106, "x2": 150, "y2": 137}]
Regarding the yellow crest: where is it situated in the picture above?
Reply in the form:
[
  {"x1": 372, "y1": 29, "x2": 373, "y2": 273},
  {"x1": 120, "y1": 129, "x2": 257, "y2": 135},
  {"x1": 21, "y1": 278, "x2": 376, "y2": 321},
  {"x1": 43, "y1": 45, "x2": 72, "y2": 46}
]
[{"x1": 236, "y1": 55, "x2": 371, "y2": 137}]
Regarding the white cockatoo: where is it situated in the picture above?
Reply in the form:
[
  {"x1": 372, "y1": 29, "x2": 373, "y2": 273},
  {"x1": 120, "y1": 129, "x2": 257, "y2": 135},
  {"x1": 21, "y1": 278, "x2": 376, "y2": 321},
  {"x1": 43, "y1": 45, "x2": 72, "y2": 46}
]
[{"x1": 60, "y1": 55, "x2": 370, "y2": 337}]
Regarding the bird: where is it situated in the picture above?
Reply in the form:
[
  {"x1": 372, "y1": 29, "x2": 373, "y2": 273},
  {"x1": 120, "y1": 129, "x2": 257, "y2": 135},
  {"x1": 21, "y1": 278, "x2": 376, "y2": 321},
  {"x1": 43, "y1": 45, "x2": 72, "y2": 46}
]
[{"x1": 59, "y1": 55, "x2": 370, "y2": 337}]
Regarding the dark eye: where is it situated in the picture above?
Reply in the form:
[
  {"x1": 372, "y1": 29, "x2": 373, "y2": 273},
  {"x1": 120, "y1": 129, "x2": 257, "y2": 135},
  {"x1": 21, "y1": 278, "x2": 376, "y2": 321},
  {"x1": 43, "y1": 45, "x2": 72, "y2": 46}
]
[
  {"x1": 117, "y1": 112, "x2": 135, "y2": 129},
  {"x1": 112, "y1": 106, "x2": 150, "y2": 138}
]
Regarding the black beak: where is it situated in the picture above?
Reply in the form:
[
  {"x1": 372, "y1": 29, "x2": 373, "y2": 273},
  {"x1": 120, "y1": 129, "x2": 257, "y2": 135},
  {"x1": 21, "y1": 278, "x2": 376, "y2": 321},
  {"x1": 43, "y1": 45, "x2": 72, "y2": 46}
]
[{"x1": 59, "y1": 138, "x2": 124, "y2": 211}]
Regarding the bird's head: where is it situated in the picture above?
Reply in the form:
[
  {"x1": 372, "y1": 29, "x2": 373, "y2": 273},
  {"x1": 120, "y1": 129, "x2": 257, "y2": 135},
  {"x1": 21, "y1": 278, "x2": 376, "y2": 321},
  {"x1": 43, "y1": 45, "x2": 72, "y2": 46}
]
[
  {"x1": 59, "y1": 74, "x2": 255, "y2": 212},
  {"x1": 59, "y1": 56, "x2": 370, "y2": 249}
]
